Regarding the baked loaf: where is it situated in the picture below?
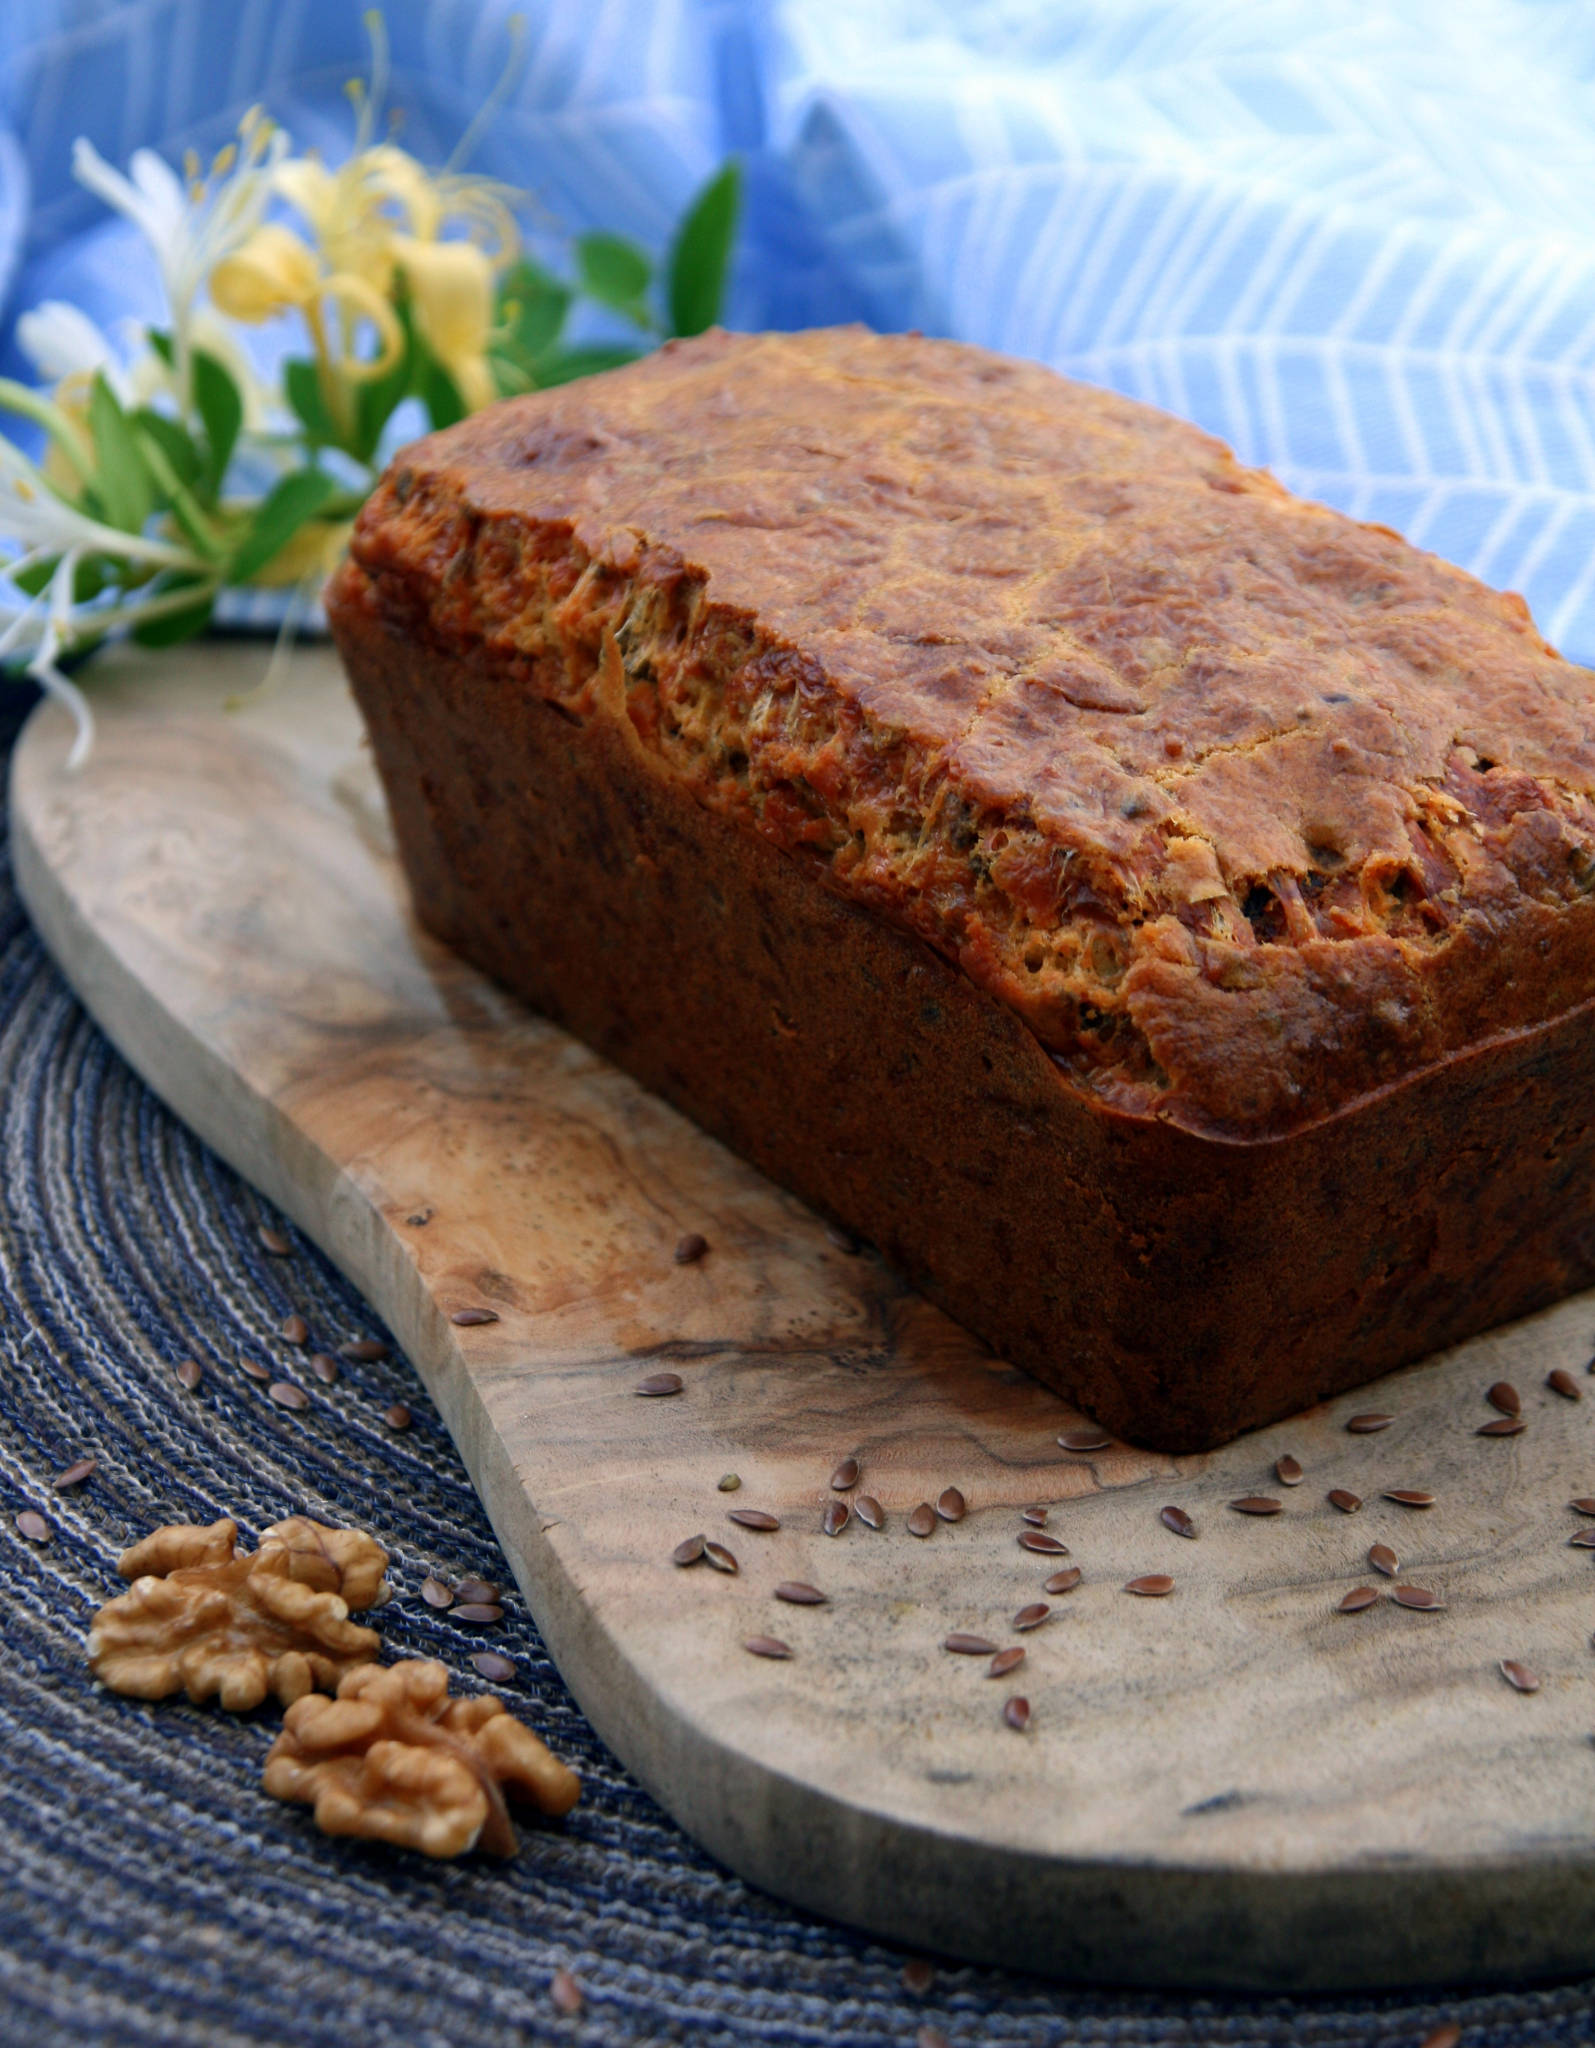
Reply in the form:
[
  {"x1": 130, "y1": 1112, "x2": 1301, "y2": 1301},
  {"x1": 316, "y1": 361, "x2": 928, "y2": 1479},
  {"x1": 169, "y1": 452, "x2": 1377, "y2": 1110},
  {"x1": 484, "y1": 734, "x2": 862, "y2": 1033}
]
[{"x1": 328, "y1": 326, "x2": 1595, "y2": 1450}]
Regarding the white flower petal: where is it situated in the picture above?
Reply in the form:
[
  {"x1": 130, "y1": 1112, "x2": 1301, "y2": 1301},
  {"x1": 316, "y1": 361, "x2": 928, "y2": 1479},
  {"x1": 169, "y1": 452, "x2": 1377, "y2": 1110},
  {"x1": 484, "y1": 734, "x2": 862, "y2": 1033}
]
[{"x1": 15, "y1": 302, "x2": 114, "y2": 384}]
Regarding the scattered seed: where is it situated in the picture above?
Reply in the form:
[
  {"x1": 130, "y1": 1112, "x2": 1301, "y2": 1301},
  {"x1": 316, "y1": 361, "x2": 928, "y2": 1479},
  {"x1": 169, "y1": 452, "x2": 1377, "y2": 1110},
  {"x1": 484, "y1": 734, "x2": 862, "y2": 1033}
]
[
  {"x1": 1044, "y1": 1567, "x2": 1082, "y2": 1594},
  {"x1": 917, "y1": 2027, "x2": 951, "y2": 2048},
  {"x1": 339, "y1": 1338, "x2": 389, "y2": 1363},
  {"x1": 1230, "y1": 1496, "x2": 1282, "y2": 1516},
  {"x1": 1328, "y1": 1489, "x2": 1362, "y2": 1513},
  {"x1": 383, "y1": 1404, "x2": 412, "y2": 1431},
  {"x1": 936, "y1": 1487, "x2": 966, "y2": 1523},
  {"x1": 1059, "y1": 1428, "x2": 1111, "y2": 1452},
  {"x1": 774, "y1": 1581, "x2": 827, "y2": 1605},
  {"x1": 453, "y1": 1603, "x2": 503, "y2": 1624},
  {"x1": 1003, "y1": 1696, "x2": 1031, "y2": 1732},
  {"x1": 451, "y1": 1307, "x2": 499, "y2": 1327},
  {"x1": 945, "y1": 1633, "x2": 999, "y2": 1655},
  {"x1": 1346, "y1": 1413, "x2": 1393, "y2": 1434},
  {"x1": 1160, "y1": 1505, "x2": 1196, "y2": 1538},
  {"x1": 1019, "y1": 1530, "x2": 1069, "y2": 1556},
  {"x1": 1478, "y1": 1416, "x2": 1526, "y2": 1436},
  {"x1": 855, "y1": 1496, "x2": 885, "y2": 1530},
  {"x1": 280, "y1": 1313, "x2": 309, "y2": 1347},
  {"x1": 309, "y1": 1352, "x2": 338, "y2": 1384},
  {"x1": 825, "y1": 1222, "x2": 860, "y2": 1254},
  {"x1": 52, "y1": 1457, "x2": 96, "y2": 1491},
  {"x1": 717, "y1": 1473, "x2": 741, "y2": 1492},
  {"x1": 635, "y1": 1372, "x2": 684, "y2": 1397},
  {"x1": 421, "y1": 1577, "x2": 454, "y2": 1608},
  {"x1": 1420, "y1": 2026, "x2": 1461, "y2": 2048},
  {"x1": 1383, "y1": 1489, "x2": 1435, "y2": 1508},
  {"x1": 1571, "y1": 1499, "x2": 1595, "y2": 1516},
  {"x1": 473, "y1": 1651, "x2": 517, "y2": 1685},
  {"x1": 673, "y1": 1536, "x2": 706, "y2": 1566},
  {"x1": 1125, "y1": 1574, "x2": 1173, "y2": 1597},
  {"x1": 16, "y1": 1511, "x2": 49, "y2": 1542},
  {"x1": 239, "y1": 1357, "x2": 271, "y2": 1382},
  {"x1": 987, "y1": 1646, "x2": 1025, "y2": 1679},
  {"x1": 822, "y1": 1500, "x2": 850, "y2": 1537},
  {"x1": 901, "y1": 1958, "x2": 934, "y2": 1995},
  {"x1": 268, "y1": 1381, "x2": 309, "y2": 1411},
  {"x1": 258, "y1": 1226, "x2": 292, "y2": 1257},
  {"x1": 744, "y1": 1635, "x2": 792, "y2": 1659},
  {"x1": 1549, "y1": 1369, "x2": 1582, "y2": 1401},
  {"x1": 703, "y1": 1541, "x2": 738, "y2": 1575},
  {"x1": 1568, "y1": 1530, "x2": 1595, "y2": 1549},
  {"x1": 1013, "y1": 1603, "x2": 1050, "y2": 1631},
  {"x1": 1337, "y1": 1586, "x2": 1379, "y2": 1613},
  {"x1": 1487, "y1": 1381, "x2": 1521, "y2": 1416},
  {"x1": 907, "y1": 1503, "x2": 936, "y2": 1538},
  {"x1": 674, "y1": 1232, "x2": 709, "y2": 1265},
  {"x1": 455, "y1": 1579, "x2": 499, "y2": 1606},
  {"x1": 1500, "y1": 1659, "x2": 1540, "y2": 1693},
  {"x1": 830, "y1": 1457, "x2": 860, "y2": 1491},
  {"x1": 175, "y1": 1358, "x2": 203, "y2": 1391},
  {"x1": 1021, "y1": 1506, "x2": 1048, "y2": 1527},
  {"x1": 1369, "y1": 1543, "x2": 1400, "y2": 1577},
  {"x1": 1392, "y1": 1584, "x2": 1445, "y2": 1611},
  {"x1": 549, "y1": 1966, "x2": 583, "y2": 2017},
  {"x1": 406, "y1": 1210, "x2": 433, "y2": 1228},
  {"x1": 728, "y1": 1508, "x2": 780, "y2": 1532},
  {"x1": 1276, "y1": 1454, "x2": 1304, "y2": 1486}
]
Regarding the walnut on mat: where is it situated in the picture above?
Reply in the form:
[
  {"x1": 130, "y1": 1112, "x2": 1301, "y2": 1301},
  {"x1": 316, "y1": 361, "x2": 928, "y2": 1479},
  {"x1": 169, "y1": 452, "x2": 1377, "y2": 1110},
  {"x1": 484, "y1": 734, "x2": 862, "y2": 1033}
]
[
  {"x1": 87, "y1": 1516, "x2": 387, "y2": 1711},
  {"x1": 263, "y1": 1658, "x2": 581, "y2": 1858}
]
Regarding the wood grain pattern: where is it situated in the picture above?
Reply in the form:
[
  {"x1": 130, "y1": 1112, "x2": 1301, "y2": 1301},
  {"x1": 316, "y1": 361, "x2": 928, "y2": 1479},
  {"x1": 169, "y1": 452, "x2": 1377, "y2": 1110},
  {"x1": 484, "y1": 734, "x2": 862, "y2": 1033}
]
[{"x1": 14, "y1": 642, "x2": 1595, "y2": 1991}]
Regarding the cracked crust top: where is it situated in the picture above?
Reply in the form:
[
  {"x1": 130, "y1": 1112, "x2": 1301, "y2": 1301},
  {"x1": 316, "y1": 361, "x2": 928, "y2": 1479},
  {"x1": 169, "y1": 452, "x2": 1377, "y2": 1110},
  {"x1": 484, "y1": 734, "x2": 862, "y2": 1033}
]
[{"x1": 335, "y1": 326, "x2": 1595, "y2": 1137}]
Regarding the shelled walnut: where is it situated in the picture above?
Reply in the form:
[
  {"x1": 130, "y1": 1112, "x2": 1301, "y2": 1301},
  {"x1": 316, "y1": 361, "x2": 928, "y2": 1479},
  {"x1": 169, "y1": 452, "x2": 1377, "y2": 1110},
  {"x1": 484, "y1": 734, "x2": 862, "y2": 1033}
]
[
  {"x1": 88, "y1": 1516, "x2": 388, "y2": 1710},
  {"x1": 263, "y1": 1658, "x2": 581, "y2": 1858}
]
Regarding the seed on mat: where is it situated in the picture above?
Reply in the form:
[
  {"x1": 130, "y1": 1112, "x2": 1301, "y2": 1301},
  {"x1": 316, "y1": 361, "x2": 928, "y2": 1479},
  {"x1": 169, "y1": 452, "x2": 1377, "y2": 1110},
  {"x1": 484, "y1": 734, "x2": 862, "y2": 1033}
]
[
  {"x1": 472, "y1": 1652, "x2": 517, "y2": 1684},
  {"x1": 855, "y1": 1496, "x2": 885, "y2": 1530},
  {"x1": 1328, "y1": 1489, "x2": 1362, "y2": 1513},
  {"x1": 830, "y1": 1457, "x2": 860, "y2": 1491},
  {"x1": 175, "y1": 1359, "x2": 203, "y2": 1390},
  {"x1": 945, "y1": 1633, "x2": 999, "y2": 1655},
  {"x1": 936, "y1": 1487, "x2": 966, "y2": 1523},
  {"x1": 674, "y1": 1232, "x2": 709, "y2": 1265},
  {"x1": 1230, "y1": 1496, "x2": 1283, "y2": 1516},
  {"x1": 453, "y1": 1603, "x2": 503, "y2": 1624},
  {"x1": 421, "y1": 1577, "x2": 454, "y2": 1608},
  {"x1": 1420, "y1": 2026, "x2": 1461, "y2": 2048},
  {"x1": 1013, "y1": 1603, "x2": 1050, "y2": 1631},
  {"x1": 774, "y1": 1581, "x2": 827, "y2": 1606},
  {"x1": 1160, "y1": 1505, "x2": 1196, "y2": 1538},
  {"x1": 450, "y1": 1307, "x2": 499, "y2": 1327},
  {"x1": 52, "y1": 1457, "x2": 96, "y2": 1491},
  {"x1": 549, "y1": 1967, "x2": 583, "y2": 2017},
  {"x1": 1021, "y1": 1507, "x2": 1048, "y2": 1528},
  {"x1": 635, "y1": 1372, "x2": 684, "y2": 1398},
  {"x1": 703, "y1": 1542, "x2": 739, "y2": 1575},
  {"x1": 1570, "y1": 1499, "x2": 1595, "y2": 1516},
  {"x1": 383, "y1": 1404, "x2": 412, "y2": 1431},
  {"x1": 455, "y1": 1579, "x2": 499, "y2": 1606},
  {"x1": 1392, "y1": 1584, "x2": 1445, "y2": 1611},
  {"x1": 1346, "y1": 1413, "x2": 1393, "y2": 1434},
  {"x1": 1019, "y1": 1531, "x2": 1069, "y2": 1556},
  {"x1": 1059, "y1": 1428, "x2": 1111, "y2": 1452},
  {"x1": 1568, "y1": 1530, "x2": 1595, "y2": 1549},
  {"x1": 16, "y1": 1511, "x2": 49, "y2": 1542},
  {"x1": 1337, "y1": 1587, "x2": 1379, "y2": 1613},
  {"x1": 1478, "y1": 1417, "x2": 1526, "y2": 1436},
  {"x1": 309, "y1": 1352, "x2": 339, "y2": 1384},
  {"x1": 1548, "y1": 1368, "x2": 1581, "y2": 1401},
  {"x1": 1383, "y1": 1489, "x2": 1435, "y2": 1509},
  {"x1": 717, "y1": 1473, "x2": 741, "y2": 1492},
  {"x1": 728, "y1": 1509, "x2": 780, "y2": 1532},
  {"x1": 268, "y1": 1381, "x2": 309, "y2": 1411},
  {"x1": 918, "y1": 2027, "x2": 951, "y2": 2048},
  {"x1": 744, "y1": 1635, "x2": 792, "y2": 1659},
  {"x1": 901, "y1": 1959, "x2": 934, "y2": 1995},
  {"x1": 258, "y1": 1226, "x2": 292, "y2": 1257},
  {"x1": 280, "y1": 1313, "x2": 309, "y2": 1346},
  {"x1": 1500, "y1": 1659, "x2": 1540, "y2": 1693},
  {"x1": 1487, "y1": 1381, "x2": 1521, "y2": 1416},
  {"x1": 1275, "y1": 1454, "x2": 1304, "y2": 1486},
  {"x1": 907, "y1": 1503, "x2": 936, "y2": 1538},
  {"x1": 1044, "y1": 1567, "x2": 1082, "y2": 1594},
  {"x1": 987, "y1": 1647, "x2": 1025, "y2": 1679},
  {"x1": 239, "y1": 1357, "x2": 271, "y2": 1382},
  {"x1": 672, "y1": 1536, "x2": 706, "y2": 1567},
  {"x1": 1125, "y1": 1574, "x2": 1173, "y2": 1597},
  {"x1": 1369, "y1": 1543, "x2": 1399, "y2": 1578},
  {"x1": 1003, "y1": 1696, "x2": 1032, "y2": 1732},
  {"x1": 339, "y1": 1338, "x2": 389, "y2": 1363},
  {"x1": 822, "y1": 1500, "x2": 850, "y2": 1537}
]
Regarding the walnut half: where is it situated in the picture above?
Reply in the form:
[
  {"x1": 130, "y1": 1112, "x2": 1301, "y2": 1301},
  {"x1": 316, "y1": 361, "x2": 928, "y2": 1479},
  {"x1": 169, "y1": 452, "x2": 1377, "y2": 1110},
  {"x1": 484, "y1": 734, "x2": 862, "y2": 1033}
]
[
  {"x1": 88, "y1": 1517, "x2": 387, "y2": 1711},
  {"x1": 263, "y1": 1659, "x2": 581, "y2": 1858}
]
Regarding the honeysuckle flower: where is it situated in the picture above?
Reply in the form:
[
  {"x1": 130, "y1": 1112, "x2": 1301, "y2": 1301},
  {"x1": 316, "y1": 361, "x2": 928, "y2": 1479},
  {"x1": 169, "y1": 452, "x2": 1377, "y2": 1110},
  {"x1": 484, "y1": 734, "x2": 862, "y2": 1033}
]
[
  {"x1": 210, "y1": 224, "x2": 321, "y2": 323},
  {"x1": 393, "y1": 234, "x2": 497, "y2": 411},
  {"x1": 16, "y1": 301, "x2": 132, "y2": 401}
]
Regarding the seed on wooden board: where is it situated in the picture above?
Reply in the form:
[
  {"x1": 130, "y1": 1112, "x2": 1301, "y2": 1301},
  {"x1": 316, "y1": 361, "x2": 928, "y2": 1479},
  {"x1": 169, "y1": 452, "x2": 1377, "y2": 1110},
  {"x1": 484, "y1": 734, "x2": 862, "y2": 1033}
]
[
  {"x1": 774, "y1": 1581, "x2": 827, "y2": 1605},
  {"x1": 406, "y1": 1210, "x2": 433, "y2": 1228},
  {"x1": 309, "y1": 1352, "x2": 338, "y2": 1384},
  {"x1": 717, "y1": 1473, "x2": 741, "y2": 1492},
  {"x1": 1125, "y1": 1574, "x2": 1174, "y2": 1597},
  {"x1": 384, "y1": 1404, "x2": 412, "y2": 1431},
  {"x1": 1384, "y1": 1489, "x2": 1435, "y2": 1508},
  {"x1": 450, "y1": 1307, "x2": 499, "y2": 1328},
  {"x1": 1500, "y1": 1659, "x2": 1541, "y2": 1693},
  {"x1": 52, "y1": 1457, "x2": 96, "y2": 1490},
  {"x1": 822, "y1": 1500, "x2": 850, "y2": 1537},
  {"x1": 830, "y1": 1457, "x2": 860, "y2": 1491},
  {"x1": 421, "y1": 1577, "x2": 454, "y2": 1608},
  {"x1": 1369, "y1": 1543, "x2": 1400, "y2": 1577},
  {"x1": 1021, "y1": 1506, "x2": 1048, "y2": 1527},
  {"x1": 1160, "y1": 1505, "x2": 1196, "y2": 1538},
  {"x1": 175, "y1": 1358, "x2": 203, "y2": 1390},
  {"x1": 1230, "y1": 1496, "x2": 1282, "y2": 1516},
  {"x1": 280, "y1": 1313, "x2": 309, "y2": 1347},
  {"x1": 1346, "y1": 1413, "x2": 1393, "y2": 1434},
  {"x1": 936, "y1": 1487, "x2": 966, "y2": 1523},
  {"x1": 945, "y1": 1633, "x2": 999, "y2": 1655},
  {"x1": 549, "y1": 1966, "x2": 583, "y2": 2017},
  {"x1": 728, "y1": 1508, "x2": 780, "y2": 1533},
  {"x1": 1019, "y1": 1530, "x2": 1069, "y2": 1556},
  {"x1": 672, "y1": 1535, "x2": 706, "y2": 1567},
  {"x1": 744, "y1": 1635, "x2": 792, "y2": 1659},
  {"x1": 473, "y1": 1652, "x2": 517, "y2": 1684},
  {"x1": 16, "y1": 1511, "x2": 49, "y2": 1542},
  {"x1": 1013, "y1": 1603, "x2": 1050, "y2": 1631},
  {"x1": 1392, "y1": 1584, "x2": 1445, "y2": 1611},
  {"x1": 239, "y1": 1357, "x2": 271, "y2": 1382},
  {"x1": 1003, "y1": 1696, "x2": 1031, "y2": 1732},
  {"x1": 901, "y1": 1958, "x2": 934, "y2": 1995},
  {"x1": 703, "y1": 1542, "x2": 738, "y2": 1574},
  {"x1": 1478, "y1": 1416, "x2": 1527, "y2": 1436},
  {"x1": 673, "y1": 1232, "x2": 709, "y2": 1265},
  {"x1": 1328, "y1": 1489, "x2": 1362, "y2": 1513},
  {"x1": 987, "y1": 1647, "x2": 1025, "y2": 1679},
  {"x1": 907, "y1": 1503, "x2": 936, "y2": 1538},
  {"x1": 339, "y1": 1338, "x2": 389, "y2": 1363},
  {"x1": 1337, "y1": 1587, "x2": 1379, "y2": 1613},
  {"x1": 1571, "y1": 1499, "x2": 1595, "y2": 1516},
  {"x1": 1487, "y1": 1381, "x2": 1521, "y2": 1416},
  {"x1": 268, "y1": 1381, "x2": 309, "y2": 1411},
  {"x1": 1549, "y1": 1368, "x2": 1582, "y2": 1401},
  {"x1": 1044, "y1": 1567, "x2": 1082, "y2": 1594},
  {"x1": 855, "y1": 1496, "x2": 885, "y2": 1530},
  {"x1": 635, "y1": 1372, "x2": 684, "y2": 1397},
  {"x1": 453, "y1": 1603, "x2": 503, "y2": 1624},
  {"x1": 258, "y1": 1226, "x2": 292, "y2": 1257},
  {"x1": 1059, "y1": 1428, "x2": 1111, "y2": 1452},
  {"x1": 1568, "y1": 1529, "x2": 1595, "y2": 1549},
  {"x1": 1275, "y1": 1455, "x2": 1304, "y2": 1486}
]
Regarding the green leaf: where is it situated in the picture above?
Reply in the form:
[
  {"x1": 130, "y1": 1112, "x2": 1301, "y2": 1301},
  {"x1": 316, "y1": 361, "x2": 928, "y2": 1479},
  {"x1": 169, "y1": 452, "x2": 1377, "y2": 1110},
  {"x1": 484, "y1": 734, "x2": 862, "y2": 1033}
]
[
  {"x1": 132, "y1": 578, "x2": 216, "y2": 647},
  {"x1": 575, "y1": 233, "x2": 651, "y2": 314},
  {"x1": 498, "y1": 260, "x2": 572, "y2": 359},
  {"x1": 668, "y1": 161, "x2": 741, "y2": 338},
  {"x1": 132, "y1": 408, "x2": 202, "y2": 489},
  {"x1": 284, "y1": 358, "x2": 336, "y2": 444},
  {"x1": 192, "y1": 349, "x2": 242, "y2": 495},
  {"x1": 530, "y1": 345, "x2": 644, "y2": 389},
  {"x1": 488, "y1": 352, "x2": 535, "y2": 398},
  {"x1": 420, "y1": 356, "x2": 466, "y2": 432},
  {"x1": 11, "y1": 555, "x2": 57, "y2": 598},
  {"x1": 88, "y1": 373, "x2": 154, "y2": 534},
  {"x1": 228, "y1": 468, "x2": 339, "y2": 585},
  {"x1": 146, "y1": 329, "x2": 174, "y2": 368}
]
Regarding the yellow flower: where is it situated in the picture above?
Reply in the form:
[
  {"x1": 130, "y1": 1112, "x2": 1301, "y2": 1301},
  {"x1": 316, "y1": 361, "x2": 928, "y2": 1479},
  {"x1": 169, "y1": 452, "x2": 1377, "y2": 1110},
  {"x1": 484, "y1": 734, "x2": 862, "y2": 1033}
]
[
  {"x1": 393, "y1": 234, "x2": 496, "y2": 410},
  {"x1": 211, "y1": 223, "x2": 320, "y2": 321}
]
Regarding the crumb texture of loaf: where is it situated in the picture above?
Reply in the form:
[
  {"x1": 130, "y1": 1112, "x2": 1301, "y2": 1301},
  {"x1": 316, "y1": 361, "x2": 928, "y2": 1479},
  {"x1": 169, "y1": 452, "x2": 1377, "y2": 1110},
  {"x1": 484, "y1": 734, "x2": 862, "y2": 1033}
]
[{"x1": 331, "y1": 327, "x2": 1595, "y2": 1137}]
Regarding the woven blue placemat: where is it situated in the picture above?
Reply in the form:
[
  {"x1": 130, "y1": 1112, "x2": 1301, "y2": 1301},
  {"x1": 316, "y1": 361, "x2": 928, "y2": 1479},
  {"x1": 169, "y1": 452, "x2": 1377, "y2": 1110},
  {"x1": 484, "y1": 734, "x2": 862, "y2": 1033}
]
[{"x1": 0, "y1": 677, "x2": 1590, "y2": 2048}]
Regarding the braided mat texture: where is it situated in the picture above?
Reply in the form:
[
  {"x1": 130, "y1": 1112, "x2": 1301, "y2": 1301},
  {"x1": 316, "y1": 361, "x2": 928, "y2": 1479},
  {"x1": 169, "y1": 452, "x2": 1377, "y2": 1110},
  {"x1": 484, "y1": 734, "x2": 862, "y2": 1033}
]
[{"x1": 0, "y1": 691, "x2": 1593, "y2": 2048}]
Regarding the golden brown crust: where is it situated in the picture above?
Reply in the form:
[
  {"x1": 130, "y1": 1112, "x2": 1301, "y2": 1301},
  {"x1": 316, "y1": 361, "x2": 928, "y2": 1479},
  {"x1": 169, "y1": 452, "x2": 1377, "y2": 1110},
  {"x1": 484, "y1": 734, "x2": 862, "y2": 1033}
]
[{"x1": 338, "y1": 326, "x2": 1595, "y2": 1135}]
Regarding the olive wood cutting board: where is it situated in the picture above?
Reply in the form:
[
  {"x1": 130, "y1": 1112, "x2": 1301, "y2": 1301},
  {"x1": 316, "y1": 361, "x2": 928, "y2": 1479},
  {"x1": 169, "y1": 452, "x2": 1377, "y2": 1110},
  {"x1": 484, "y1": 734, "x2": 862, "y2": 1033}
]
[{"x1": 14, "y1": 641, "x2": 1595, "y2": 1992}]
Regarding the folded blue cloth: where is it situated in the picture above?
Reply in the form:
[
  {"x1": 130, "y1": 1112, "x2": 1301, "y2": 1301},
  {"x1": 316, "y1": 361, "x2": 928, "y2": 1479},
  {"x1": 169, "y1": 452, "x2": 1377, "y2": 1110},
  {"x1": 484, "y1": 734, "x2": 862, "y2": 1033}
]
[{"x1": 5, "y1": 0, "x2": 1595, "y2": 660}]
